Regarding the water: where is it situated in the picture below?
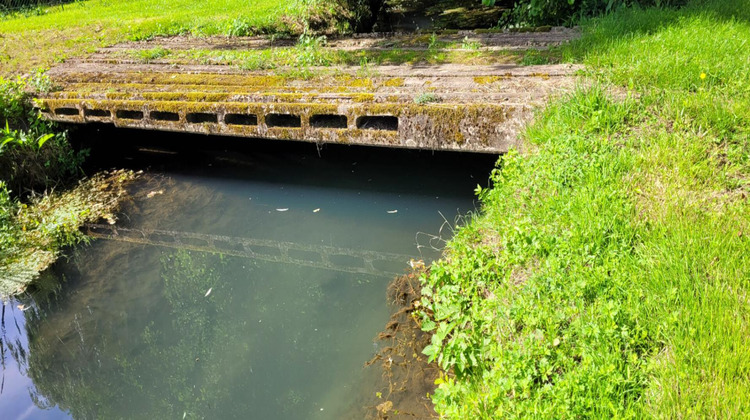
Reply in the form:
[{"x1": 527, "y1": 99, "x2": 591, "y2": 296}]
[{"x1": 0, "y1": 130, "x2": 495, "y2": 419}]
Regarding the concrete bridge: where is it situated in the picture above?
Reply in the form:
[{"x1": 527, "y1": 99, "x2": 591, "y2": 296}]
[{"x1": 36, "y1": 29, "x2": 580, "y2": 153}]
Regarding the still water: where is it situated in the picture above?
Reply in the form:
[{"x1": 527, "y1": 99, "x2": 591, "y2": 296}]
[{"x1": 0, "y1": 132, "x2": 495, "y2": 419}]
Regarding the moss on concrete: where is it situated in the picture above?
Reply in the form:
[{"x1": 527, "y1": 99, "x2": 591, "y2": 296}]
[
  {"x1": 383, "y1": 78, "x2": 405, "y2": 88},
  {"x1": 473, "y1": 75, "x2": 511, "y2": 84}
]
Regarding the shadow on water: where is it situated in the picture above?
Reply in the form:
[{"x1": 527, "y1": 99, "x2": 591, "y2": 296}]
[
  {"x1": 73, "y1": 124, "x2": 498, "y2": 199},
  {"x1": 1, "y1": 126, "x2": 497, "y2": 419}
]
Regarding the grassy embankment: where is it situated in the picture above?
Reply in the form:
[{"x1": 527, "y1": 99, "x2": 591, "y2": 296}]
[
  {"x1": 0, "y1": 0, "x2": 332, "y2": 297},
  {"x1": 419, "y1": 0, "x2": 750, "y2": 417}
]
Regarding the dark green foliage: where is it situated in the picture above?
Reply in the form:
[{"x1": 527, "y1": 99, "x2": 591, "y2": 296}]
[
  {"x1": 481, "y1": 0, "x2": 689, "y2": 27},
  {"x1": 0, "y1": 130, "x2": 86, "y2": 195},
  {"x1": 0, "y1": 182, "x2": 18, "y2": 262},
  {"x1": 0, "y1": 73, "x2": 85, "y2": 195},
  {"x1": 340, "y1": 0, "x2": 388, "y2": 31}
]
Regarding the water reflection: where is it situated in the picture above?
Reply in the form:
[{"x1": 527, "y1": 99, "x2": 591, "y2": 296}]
[
  {"x1": 0, "y1": 139, "x2": 494, "y2": 419},
  {"x1": 16, "y1": 244, "x2": 390, "y2": 419}
]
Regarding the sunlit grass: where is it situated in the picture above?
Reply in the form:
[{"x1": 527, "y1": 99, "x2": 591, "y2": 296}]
[
  {"x1": 0, "y1": 0, "x2": 313, "y2": 76},
  {"x1": 421, "y1": 0, "x2": 750, "y2": 417}
]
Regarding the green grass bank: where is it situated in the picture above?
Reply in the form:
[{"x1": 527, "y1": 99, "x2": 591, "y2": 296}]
[
  {"x1": 418, "y1": 0, "x2": 750, "y2": 417},
  {"x1": 0, "y1": 0, "x2": 338, "y2": 76}
]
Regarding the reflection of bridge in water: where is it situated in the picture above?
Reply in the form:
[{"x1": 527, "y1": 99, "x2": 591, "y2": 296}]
[{"x1": 84, "y1": 224, "x2": 417, "y2": 277}]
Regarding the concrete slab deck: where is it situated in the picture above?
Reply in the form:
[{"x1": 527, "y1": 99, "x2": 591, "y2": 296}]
[{"x1": 36, "y1": 29, "x2": 581, "y2": 153}]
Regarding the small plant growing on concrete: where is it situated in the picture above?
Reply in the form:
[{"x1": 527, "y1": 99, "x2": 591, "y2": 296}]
[
  {"x1": 296, "y1": 33, "x2": 330, "y2": 67},
  {"x1": 414, "y1": 93, "x2": 441, "y2": 105},
  {"x1": 460, "y1": 36, "x2": 481, "y2": 50},
  {"x1": 135, "y1": 47, "x2": 170, "y2": 64}
]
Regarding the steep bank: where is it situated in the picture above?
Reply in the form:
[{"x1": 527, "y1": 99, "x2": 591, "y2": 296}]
[{"x1": 418, "y1": 0, "x2": 750, "y2": 417}]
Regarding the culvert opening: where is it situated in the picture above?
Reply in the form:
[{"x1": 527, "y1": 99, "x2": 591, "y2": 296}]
[
  {"x1": 310, "y1": 114, "x2": 348, "y2": 129},
  {"x1": 150, "y1": 111, "x2": 180, "y2": 122},
  {"x1": 186, "y1": 112, "x2": 218, "y2": 124},
  {"x1": 55, "y1": 108, "x2": 80, "y2": 116},
  {"x1": 116, "y1": 110, "x2": 144, "y2": 120},
  {"x1": 225, "y1": 113, "x2": 258, "y2": 126},
  {"x1": 84, "y1": 109, "x2": 111, "y2": 118},
  {"x1": 356, "y1": 116, "x2": 398, "y2": 131},
  {"x1": 266, "y1": 114, "x2": 301, "y2": 128}
]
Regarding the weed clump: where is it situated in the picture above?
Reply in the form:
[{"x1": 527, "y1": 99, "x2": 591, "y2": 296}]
[
  {"x1": 134, "y1": 47, "x2": 170, "y2": 63},
  {"x1": 0, "y1": 170, "x2": 138, "y2": 297},
  {"x1": 414, "y1": 92, "x2": 441, "y2": 105}
]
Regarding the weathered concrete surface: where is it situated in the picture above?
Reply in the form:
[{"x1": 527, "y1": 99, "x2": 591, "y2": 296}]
[
  {"x1": 90, "y1": 27, "x2": 581, "y2": 53},
  {"x1": 36, "y1": 30, "x2": 581, "y2": 153}
]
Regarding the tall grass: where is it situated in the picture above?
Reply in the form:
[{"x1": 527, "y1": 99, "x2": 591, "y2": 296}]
[{"x1": 419, "y1": 0, "x2": 750, "y2": 417}]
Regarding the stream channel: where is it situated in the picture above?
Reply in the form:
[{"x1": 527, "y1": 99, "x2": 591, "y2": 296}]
[{"x1": 0, "y1": 128, "x2": 496, "y2": 419}]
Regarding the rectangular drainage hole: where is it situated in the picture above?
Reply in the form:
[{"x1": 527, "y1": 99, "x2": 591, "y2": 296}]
[
  {"x1": 116, "y1": 110, "x2": 143, "y2": 120},
  {"x1": 150, "y1": 111, "x2": 180, "y2": 122},
  {"x1": 55, "y1": 108, "x2": 79, "y2": 116},
  {"x1": 310, "y1": 114, "x2": 348, "y2": 129},
  {"x1": 266, "y1": 113, "x2": 301, "y2": 128},
  {"x1": 356, "y1": 116, "x2": 398, "y2": 131},
  {"x1": 186, "y1": 112, "x2": 218, "y2": 124},
  {"x1": 84, "y1": 109, "x2": 111, "y2": 118},
  {"x1": 225, "y1": 113, "x2": 257, "y2": 126}
]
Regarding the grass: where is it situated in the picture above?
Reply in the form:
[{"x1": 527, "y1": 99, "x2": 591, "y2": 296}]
[
  {"x1": 0, "y1": 0, "x2": 322, "y2": 76},
  {"x1": 418, "y1": 0, "x2": 750, "y2": 417},
  {"x1": 134, "y1": 47, "x2": 171, "y2": 63},
  {"x1": 0, "y1": 170, "x2": 137, "y2": 297}
]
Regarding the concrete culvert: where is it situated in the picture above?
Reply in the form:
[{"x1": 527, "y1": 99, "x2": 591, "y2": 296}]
[
  {"x1": 116, "y1": 110, "x2": 144, "y2": 120},
  {"x1": 225, "y1": 113, "x2": 258, "y2": 126},
  {"x1": 357, "y1": 116, "x2": 398, "y2": 131},
  {"x1": 266, "y1": 114, "x2": 301, "y2": 128},
  {"x1": 55, "y1": 107, "x2": 79, "y2": 116},
  {"x1": 84, "y1": 109, "x2": 111, "y2": 118},
  {"x1": 310, "y1": 114, "x2": 348, "y2": 129},
  {"x1": 150, "y1": 111, "x2": 180, "y2": 122},
  {"x1": 186, "y1": 112, "x2": 218, "y2": 124}
]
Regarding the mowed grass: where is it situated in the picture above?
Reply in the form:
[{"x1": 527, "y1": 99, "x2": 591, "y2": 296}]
[
  {"x1": 419, "y1": 0, "x2": 750, "y2": 418},
  {"x1": 0, "y1": 0, "x2": 313, "y2": 76}
]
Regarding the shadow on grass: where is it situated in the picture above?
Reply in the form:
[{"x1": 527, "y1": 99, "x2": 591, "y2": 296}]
[{"x1": 563, "y1": 0, "x2": 750, "y2": 61}]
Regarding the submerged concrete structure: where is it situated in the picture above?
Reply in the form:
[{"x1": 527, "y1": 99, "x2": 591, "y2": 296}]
[{"x1": 36, "y1": 30, "x2": 580, "y2": 153}]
